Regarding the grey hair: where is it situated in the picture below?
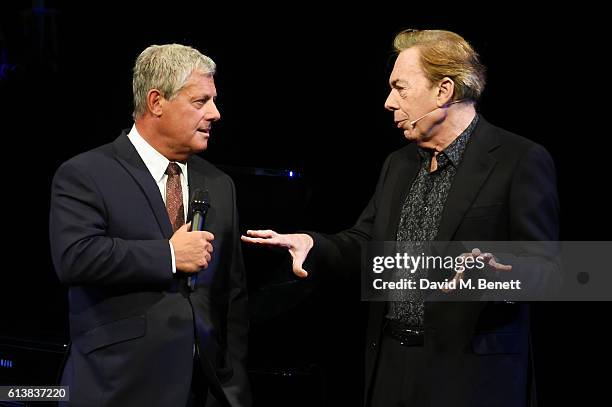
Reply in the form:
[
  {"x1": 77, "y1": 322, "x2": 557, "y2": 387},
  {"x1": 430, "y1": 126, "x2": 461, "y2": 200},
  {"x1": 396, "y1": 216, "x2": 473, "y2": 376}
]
[{"x1": 132, "y1": 44, "x2": 216, "y2": 119}]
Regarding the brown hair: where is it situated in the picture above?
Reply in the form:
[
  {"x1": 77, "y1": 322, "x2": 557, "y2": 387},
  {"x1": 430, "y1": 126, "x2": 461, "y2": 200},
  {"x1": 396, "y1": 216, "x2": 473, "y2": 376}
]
[{"x1": 393, "y1": 29, "x2": 486, "y2": 102}]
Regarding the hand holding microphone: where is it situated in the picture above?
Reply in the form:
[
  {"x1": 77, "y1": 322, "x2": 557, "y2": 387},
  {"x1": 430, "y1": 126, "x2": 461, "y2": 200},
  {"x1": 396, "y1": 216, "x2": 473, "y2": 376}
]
[{"x1": 170, "y1": 189, "x2": 213, "y2": 279}]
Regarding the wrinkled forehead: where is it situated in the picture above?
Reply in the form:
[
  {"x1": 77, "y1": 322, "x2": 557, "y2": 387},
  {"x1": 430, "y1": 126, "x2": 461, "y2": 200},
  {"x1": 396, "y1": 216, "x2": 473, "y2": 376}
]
[
  {"x1": 184, "y1": 69, "x2": 214, "y2": 84},
  {"x1": 182, "y1": 71, "x2": 216, "y2": 92}
]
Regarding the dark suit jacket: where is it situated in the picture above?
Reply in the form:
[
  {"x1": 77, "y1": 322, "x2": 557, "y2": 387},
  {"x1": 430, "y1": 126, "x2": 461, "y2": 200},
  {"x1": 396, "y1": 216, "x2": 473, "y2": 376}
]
[
  {"x1": 49, "y1": 131, "x2": 250, "y2": 407},
  {"x1": 306, "y1": 116, "x2": 559, "y2": 407}
]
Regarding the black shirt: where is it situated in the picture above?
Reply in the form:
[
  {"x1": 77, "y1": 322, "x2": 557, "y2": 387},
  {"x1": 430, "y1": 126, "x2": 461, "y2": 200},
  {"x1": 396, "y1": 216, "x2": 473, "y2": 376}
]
[{"x1": 388, "y1": 115, "x2": 479, "y2": 326}]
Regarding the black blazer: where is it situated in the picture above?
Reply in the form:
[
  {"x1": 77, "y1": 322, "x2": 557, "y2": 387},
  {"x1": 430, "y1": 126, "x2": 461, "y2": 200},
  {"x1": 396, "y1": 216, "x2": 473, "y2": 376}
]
[
  {"x1": 307, "y1": 116, "x2": 559, "y2": 407},
  {"x1": 49, "y1": 131, "x2": 250, "y2": 407}
]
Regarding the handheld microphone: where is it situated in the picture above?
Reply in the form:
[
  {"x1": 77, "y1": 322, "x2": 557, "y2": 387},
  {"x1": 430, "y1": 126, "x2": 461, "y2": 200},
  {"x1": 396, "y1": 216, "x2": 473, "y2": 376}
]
[
  {"x1": 190, "y1": 189, "x2": 210, "y2": 232},
  {"x1": 188, "y1": 189, "x2": 210, "y2": 290},
  {"x1": 409, "y1": 99, "x2": 465, "y2": 128}
]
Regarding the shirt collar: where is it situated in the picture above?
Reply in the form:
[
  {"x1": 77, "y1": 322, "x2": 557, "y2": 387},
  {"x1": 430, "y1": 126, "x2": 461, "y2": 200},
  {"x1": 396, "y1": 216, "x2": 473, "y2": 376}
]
[
  {"x1": 127, "y1": 124, "x2": 188, "y2": 182},
  {"x1": 417, "y1": 114, "x2": 479, "y2": 170}
]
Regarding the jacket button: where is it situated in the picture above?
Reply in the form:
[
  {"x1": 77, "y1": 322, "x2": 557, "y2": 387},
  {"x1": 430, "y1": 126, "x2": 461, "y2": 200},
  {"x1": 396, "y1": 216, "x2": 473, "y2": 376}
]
[{"x1": 370, "y1": 341, "x2": 377, "y2": 349}]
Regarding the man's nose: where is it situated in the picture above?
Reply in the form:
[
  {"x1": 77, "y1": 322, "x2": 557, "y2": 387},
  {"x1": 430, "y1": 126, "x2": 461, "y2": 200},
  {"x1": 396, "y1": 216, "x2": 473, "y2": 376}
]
[
  {"x1": 384, "y1": 92, "x2": 397, "y2": 111},
  {"x1": 207, "y1": 102, "x2": 221, "y2": 121}
]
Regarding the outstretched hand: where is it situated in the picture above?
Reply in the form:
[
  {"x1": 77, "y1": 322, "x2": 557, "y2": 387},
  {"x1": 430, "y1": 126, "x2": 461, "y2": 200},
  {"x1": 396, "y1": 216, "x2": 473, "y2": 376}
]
[
  {"x1": 470, "y1": 248, "x2": 512, "y2": 271},
  {"x1": 241, "y1": 229, "x2": 314, "y2": 278},
  {"x1": 441, "y1": 248, "x2": 512, "y2": 293}
]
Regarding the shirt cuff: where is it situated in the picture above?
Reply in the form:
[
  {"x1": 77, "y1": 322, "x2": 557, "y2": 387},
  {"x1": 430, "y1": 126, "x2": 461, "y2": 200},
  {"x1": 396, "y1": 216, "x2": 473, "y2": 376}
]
[{"x1": 169, "y1": 241, "x2": 177, "y2": 274}]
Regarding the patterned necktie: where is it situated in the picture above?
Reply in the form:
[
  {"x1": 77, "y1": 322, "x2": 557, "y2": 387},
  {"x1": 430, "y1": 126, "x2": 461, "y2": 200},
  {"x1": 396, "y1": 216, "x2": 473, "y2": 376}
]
[{"x1": 165, "y1": 163, "x2": 185, "y2": 232}]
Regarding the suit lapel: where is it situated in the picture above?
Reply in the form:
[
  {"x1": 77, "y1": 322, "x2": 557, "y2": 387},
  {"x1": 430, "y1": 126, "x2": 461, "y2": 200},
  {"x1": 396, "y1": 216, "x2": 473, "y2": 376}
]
[
  {"x1": 112, "y1": 131, "x2": 174, "y2": 238},
  {"x1": 436, "y1": 117, "x2": 500, "y2": 241},
  {"x1": 386, "y1": 148, "x2": 420, "y2": 240}
]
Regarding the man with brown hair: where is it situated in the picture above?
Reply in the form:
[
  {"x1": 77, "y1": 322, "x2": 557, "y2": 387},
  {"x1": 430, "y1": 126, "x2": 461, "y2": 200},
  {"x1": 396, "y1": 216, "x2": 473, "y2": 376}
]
[{"x1": 243, "y1": 29, "x2": 558, "y2": 406}]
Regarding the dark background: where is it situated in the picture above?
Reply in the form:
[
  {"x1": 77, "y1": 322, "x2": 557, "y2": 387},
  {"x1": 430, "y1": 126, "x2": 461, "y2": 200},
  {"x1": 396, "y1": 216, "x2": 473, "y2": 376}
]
[{"x1": 1, "y1": 1, "x2": 609, "y2": 406}]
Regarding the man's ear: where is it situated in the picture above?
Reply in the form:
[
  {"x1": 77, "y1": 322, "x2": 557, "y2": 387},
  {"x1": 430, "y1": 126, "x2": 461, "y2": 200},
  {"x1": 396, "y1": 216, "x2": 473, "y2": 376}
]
[
  {"x1": 147, "y1": 89, "x2": 164, "y2": 117},
  {"x1": 436, "y1": 77, "x2": 455, "y2": 107}
]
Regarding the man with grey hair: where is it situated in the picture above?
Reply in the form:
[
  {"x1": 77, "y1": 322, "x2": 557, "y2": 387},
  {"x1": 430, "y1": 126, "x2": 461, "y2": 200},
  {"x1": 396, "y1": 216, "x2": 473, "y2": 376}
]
[
  {"x1": 50, "y1": 44, "x2": 250, "y2": 406},
  {"x1": 243, "y1": 29, "x2": 558, "y2": 406}
]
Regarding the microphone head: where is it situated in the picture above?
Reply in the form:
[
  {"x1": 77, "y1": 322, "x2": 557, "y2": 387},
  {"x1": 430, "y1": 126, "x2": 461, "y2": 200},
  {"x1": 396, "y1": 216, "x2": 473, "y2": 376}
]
[{"x1": 191, "y1": 189, "x2": 210, "y2": 213}]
